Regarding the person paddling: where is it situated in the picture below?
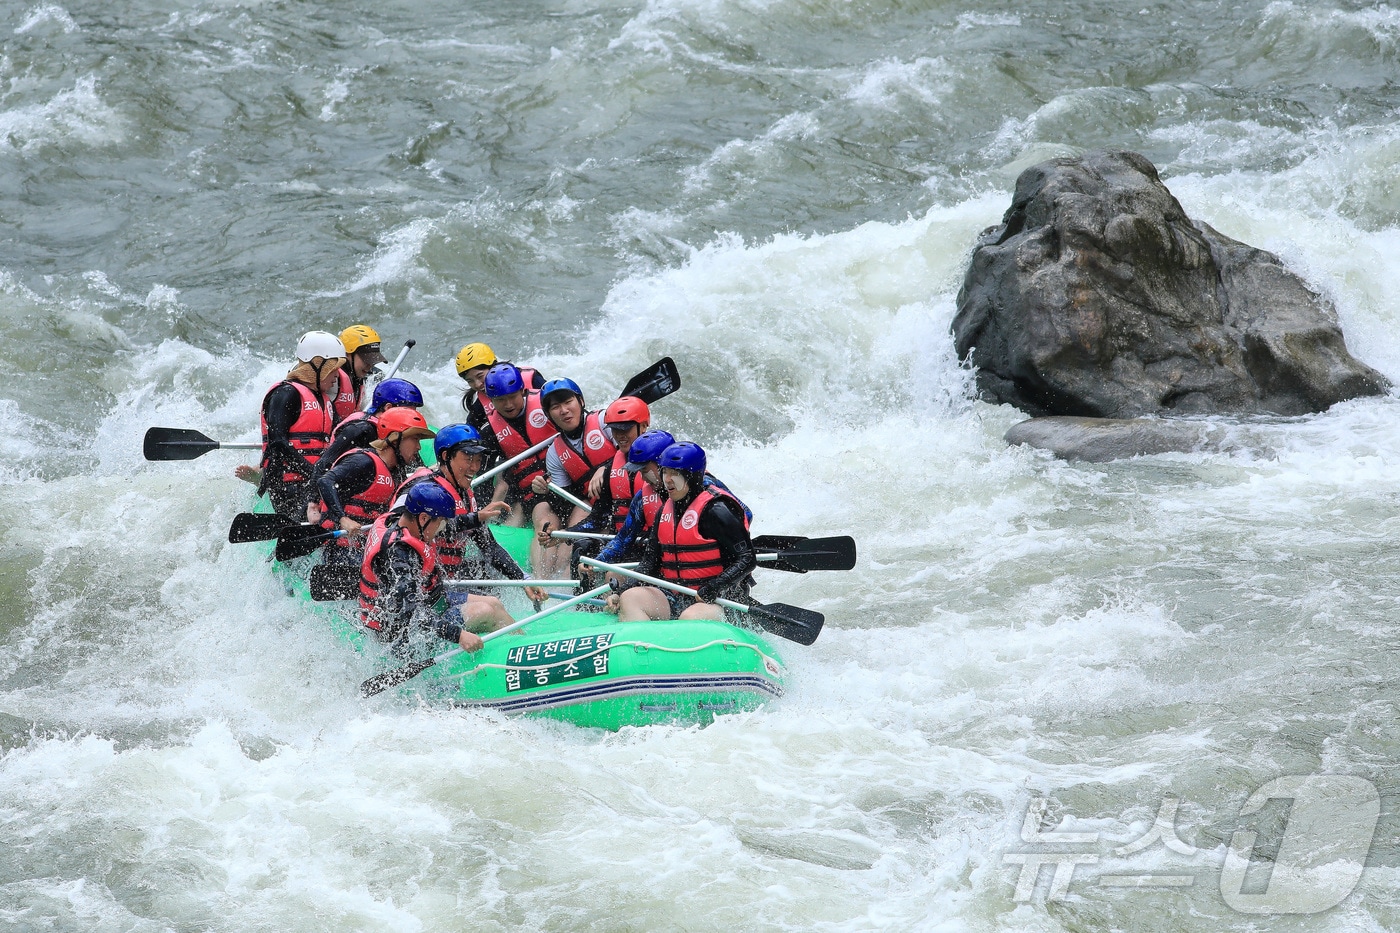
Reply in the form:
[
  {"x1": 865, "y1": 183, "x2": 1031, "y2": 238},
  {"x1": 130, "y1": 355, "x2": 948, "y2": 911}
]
[
  {"x1": 335, "y1": 324, "x2": 388, "y2": 423},
  {"x1": 307, "y1": 378, "x2": 424, "y2": 519},
  {"x1": 359, "y1": 483, "x2": 496, "y2": 655},
  {"x1": 536, "y1": 396, "x2": 651, "y2": 572},
  {"x1": 606, "y1": 442, "x2": 756, "y2": 623},
  {"x1": 315, "y1": 408, "x2": 434, "y2": 562},
  {"x1": 455, "y1": 343, "x2": 544, "y2": 430},
  {"x1": 396, "y1": 423, "x2": 549, "y2": 631},
  {"x1": 526, "y1": 378, "x2": 618, "y2": 579},
  {"x1": 244, "y1": 331, "x2": 346, "y2": 520},
  {"x1": 480, "y1": 362, "x2": 557, "y2": 521}
]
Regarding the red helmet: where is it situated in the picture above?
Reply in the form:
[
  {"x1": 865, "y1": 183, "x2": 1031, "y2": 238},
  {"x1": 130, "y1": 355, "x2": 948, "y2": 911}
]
[
  {"x1": 604, "y1": 395, "x2": 650, "y2": 427},
  {"x1": 376, "y1": 408, "x2": 435, "y2": 441}
]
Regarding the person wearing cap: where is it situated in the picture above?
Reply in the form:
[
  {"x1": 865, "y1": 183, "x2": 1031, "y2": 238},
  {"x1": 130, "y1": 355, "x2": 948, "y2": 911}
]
[
  {"x1": 358, "y1": 482, "x2": 490, "y2": 653},
  {"x1": 306, "y1": 378, "x2": 424, "y2": 521},
  {"x1": 396, "y1": 423, "x2": 549, "y2": 632},
  {"x1": 243, "y1": 331, "x2": 346, "y2": 520},
  {"x1": 314, "y1": 408, "x2": 435, "y2": 563},
  {"x1": 454, "y1": 342, "x2": 544, "y2": 430},
  {"x1": 336, "y1": 324, "x2": 388, "y2": 424},
  {"x1": 606, "y1": 442, "x2": 757, "y2": 623}
]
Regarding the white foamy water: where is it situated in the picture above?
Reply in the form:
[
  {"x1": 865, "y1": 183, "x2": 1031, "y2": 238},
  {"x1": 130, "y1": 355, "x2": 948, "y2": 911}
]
[{"x1": 6, "y1": 0, "x2": 1400, "y2": 929}]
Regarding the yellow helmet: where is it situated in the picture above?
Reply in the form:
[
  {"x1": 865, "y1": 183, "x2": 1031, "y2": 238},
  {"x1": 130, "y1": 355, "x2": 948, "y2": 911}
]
[
  {"x1": 339, "y1": 324, "x2": 382, "y2": 355},
  {"x1": 455, "y1": 342, "x2": 497, "y2": 376}
]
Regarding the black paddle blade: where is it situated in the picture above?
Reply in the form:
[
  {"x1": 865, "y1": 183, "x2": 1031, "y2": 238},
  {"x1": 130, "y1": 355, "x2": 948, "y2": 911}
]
[
  {"x1": 748, "y1": 601, "x2": 825, "y2": 646},
  {"x1": 360, "y1": 657, "x2": 437, "y2": 698},
  {"x1": 275, "y1": 525, "x2": 338, "y2": 562},
  {"x1": 228, "y1": 512, "x2": 293, "y2": 543},
  {"x1": 309, "y1": 563, "x2": 361, "y2": 601},
  {"x1": 620, "y1": 357, "x2": 680, "y2": 405},
  {"x1": 755, "y1": 535, "x2": 857, "y2": 572},
  {"x1": 144, "y1": 427, "x2": 220, "y2": 461}
]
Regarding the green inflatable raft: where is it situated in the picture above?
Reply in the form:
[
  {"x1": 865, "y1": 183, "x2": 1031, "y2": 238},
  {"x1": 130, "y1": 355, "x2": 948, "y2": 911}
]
[{"x1": 265, "y1": 510, "x2": 786, "y2": 731}]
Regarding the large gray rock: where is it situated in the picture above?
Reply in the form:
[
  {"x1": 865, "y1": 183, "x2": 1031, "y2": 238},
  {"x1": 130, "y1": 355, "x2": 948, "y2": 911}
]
[{"x1": 952, "y1": 149, "x2": 1388, "y2": 418}]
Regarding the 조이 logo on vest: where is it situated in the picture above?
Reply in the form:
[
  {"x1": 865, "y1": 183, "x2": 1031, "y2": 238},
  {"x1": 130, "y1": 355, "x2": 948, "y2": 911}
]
[
  {"x1": 529, "y1": 409, "x2": 548, "y2": 429},
  {"x1": 680, "y1": 511, "x2": 699, "y2": 530},
  {"x1": 586, "y1": 430, "x2": 605, "y2": 450}
]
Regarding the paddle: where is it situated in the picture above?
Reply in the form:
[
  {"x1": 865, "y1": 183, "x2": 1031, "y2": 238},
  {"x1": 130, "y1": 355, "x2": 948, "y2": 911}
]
[
  {"x1": 618, "y1": 356, "x2": 680, "y2": 405},
  {"x1": 751, "y1": 535, "x2": 857, "y2": 573},
  {"x1": 275, "y1": 526, "x2": 347, "y2": 562},
  {"x1": 552, "y1": 530, "x2": 856, "y2": 573},
  {"x1": 228, "y1": 512, "x2": 293, "y2": 543},
  {"x1": 144, "y1": 427, "x2": 261, "y2": 461},
  {"x1": 469, "y1": 358, "x2": 682, "y2": 490},
  {"x1": 548, "y1": 482, "x2": 593, "y2": 513},
  {"x1": 359, "y1": 583, "x2": 614, "y2": 697},
  {"x1": 579, "y1": 557, "x2": 824, "y2": 646},
  {"x1": 444, "y1": 578, "x2": 579, "y2": 588}
]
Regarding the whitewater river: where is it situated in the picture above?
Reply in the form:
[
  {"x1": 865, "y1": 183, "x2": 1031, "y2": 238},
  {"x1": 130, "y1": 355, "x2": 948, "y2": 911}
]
[{"x1": 5, "y1": 0, "x2": 1400, "y2": 929}]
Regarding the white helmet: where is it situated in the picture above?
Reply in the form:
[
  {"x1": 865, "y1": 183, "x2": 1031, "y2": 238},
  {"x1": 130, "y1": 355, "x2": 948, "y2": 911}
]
[{"x1": 295, "y1": 330, "x2": 345, "y2": 362}]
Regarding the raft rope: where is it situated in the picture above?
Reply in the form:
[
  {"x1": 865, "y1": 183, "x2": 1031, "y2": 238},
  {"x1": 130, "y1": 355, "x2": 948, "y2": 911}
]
[{"x1": 436, "y1": 638, "x2": 784, "y2": 684}]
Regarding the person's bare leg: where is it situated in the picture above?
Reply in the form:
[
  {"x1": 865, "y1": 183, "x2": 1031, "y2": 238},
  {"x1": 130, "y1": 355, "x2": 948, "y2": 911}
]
[
  {"x1": 460, "y1": 595, "x2": 513, "y2": 632},
  {"x1": 618, "y1": 586, "x2": 671, "y2": 622},
  {"x1": 530, "y1": 501, "x2": 569, "y2": 579}
]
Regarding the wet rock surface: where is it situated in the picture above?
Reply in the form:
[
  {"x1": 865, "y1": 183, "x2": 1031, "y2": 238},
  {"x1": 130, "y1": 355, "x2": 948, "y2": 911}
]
[{"x1": 953, "y1": 149, "x2": 1387, "y2": 419}]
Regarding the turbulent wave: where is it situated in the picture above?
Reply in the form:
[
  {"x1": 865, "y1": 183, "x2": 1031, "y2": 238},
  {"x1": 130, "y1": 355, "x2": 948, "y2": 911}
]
[{"x1": 5, "y1": 0, "x2": 1400, "y2": 929}]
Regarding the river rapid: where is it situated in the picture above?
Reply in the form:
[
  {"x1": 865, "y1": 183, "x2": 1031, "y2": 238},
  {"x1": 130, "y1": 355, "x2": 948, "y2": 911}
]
[{"x1": 5, "y1": 0, "x2": 1400, "y2": 930}]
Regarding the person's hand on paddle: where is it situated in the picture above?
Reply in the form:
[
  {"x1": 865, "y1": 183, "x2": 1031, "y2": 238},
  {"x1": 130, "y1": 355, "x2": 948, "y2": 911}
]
[
  {"x1": 306, "y1": 501, "x2": 322, "y2": 524},
  {"x1": 474, "y1": 501, "x2": 509, "y2": 523},
  {"x1": 537, "y1": 521, "x2": 561, "y2": 548},
  {"x1": 338, "y1": 517, "x2": 364, "y2": 537},
  {"x1": 530, "y1": 474, "x2": 550, "y2": 495},
  {"x1": 522, "y1": 585, "x2": 549, "y2": 604},
  {"x1": 695, "y1": 582, "x2": 720, "y2": 604},
  {"x1": 604, "y1": 591, "x2": 621, "y2": 613},
  {"x1": 587, "y1": 465, "x2": 607, "y2": 500},
  {"x1": 457, "y1": 630, "x2": 484, "y2": 652}
]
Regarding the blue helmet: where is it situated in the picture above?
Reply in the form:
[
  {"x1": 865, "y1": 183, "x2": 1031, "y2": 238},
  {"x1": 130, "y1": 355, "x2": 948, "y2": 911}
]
[
  {"x1": 404, "y1": 481, "x2": 457, "y2": 519},
  {"x1": 626, "y1": 430, "x2": 676, "y2": 472},
  {"x1": 434, "y1": 423, "x2": 490, "y2": 460},
  {"x1": 483, "y1": 362, "x2": 524, "y2": 398},
  {"x1": 658, "y1": 441, "x2": 705, "y2": 474},
  {"x1": 371, "y1": 378, "x2": 423, "y2": 412},
  {"x1": 540, "y1": 377, "x2": 583, "y2": 408}
]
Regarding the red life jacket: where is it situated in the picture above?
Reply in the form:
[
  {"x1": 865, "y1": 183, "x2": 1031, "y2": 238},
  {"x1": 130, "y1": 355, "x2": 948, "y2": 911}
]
[
  {"x1": 397, "y1": 467, "x2": 477, "y2": 571},
  {"x1": 656, "y1": 489, "x2": 732, "y2": 585},
  {"x1": 330, "y1": 409, "x2": 378, "y2": 447},
  {"x1": 321, "y1": 448, "x2": 397, "y2": 528},
  {"x1": 479, "y1": 365, "x2": 542, "y2": 418},
  {"x1": 636, "y1": 480, "x2": 664, "y2": 531},
  {"x1": 358, "y1": 514, "x2": 440, "y2": 630},
  {"x1": 260, "y1": 380, "x2": 334, "y2": 484},
  {"x1": 333, "y1": 368, "x2": 362, "y2": 425},
  {"x1": 551, "y1": 411, "x2": 617, "y2": 493},
  {"x1": 485, "y1": 391, "x2": 554, "y2": 493},
  {"x1": 607, "y1": 449, "x2": 643, "y2": 531}
]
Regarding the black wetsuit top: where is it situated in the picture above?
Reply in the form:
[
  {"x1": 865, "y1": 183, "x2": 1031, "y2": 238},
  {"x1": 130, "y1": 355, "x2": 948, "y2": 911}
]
[
  {"x1": 368, "y1": 528, "x2": 462, "y2": 646},
  {"x1": 630, "y1": 491, "x2": 756, "y2": 602},
  {"x1": 260, "y1": 383, "x2": 322, "y2": 483},
  {"x1": 316, "y1": 450, "x2": 405, "y2": 524},
  {"x1": 310, "y1": 417, "x2": 378, "y2": 488}
]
